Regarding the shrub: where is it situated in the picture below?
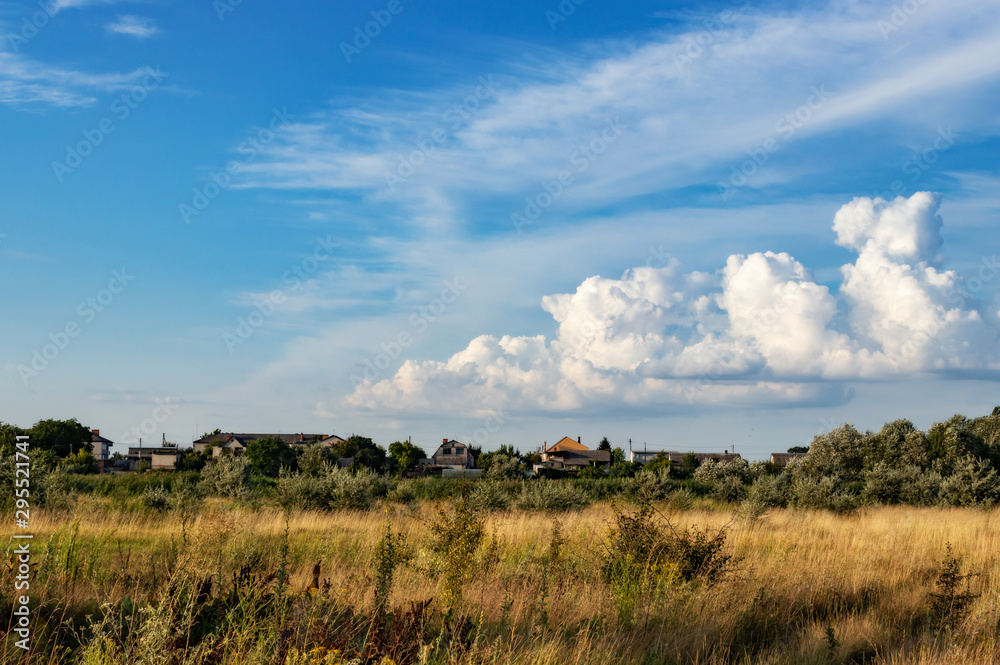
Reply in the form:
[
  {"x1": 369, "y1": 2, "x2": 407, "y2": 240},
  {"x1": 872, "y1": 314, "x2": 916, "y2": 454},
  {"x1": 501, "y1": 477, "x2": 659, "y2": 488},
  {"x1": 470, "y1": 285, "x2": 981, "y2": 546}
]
[
  {"x1": 484, "y1": 454, "x2": 523, "y2": 480},
  {"x1": 711, "y1": 475, "x2": 747, "y2": 502},
  {"x1": 602, "y1": 501, "x2": 734, "y2": 585},
  {"x1": 386, "y1": 482, "x2": 416, "y2": 504},
  {"x1": 633, "y1": 466, "x2": 675, "y2": 500},
  {"x1": 38, "y1": 467, "x2": 77, "y2": 510},
  {"x1": 939, "y1": 457, "x2": 1000, "y2": 507},
  {"x1": 372, "y1": 517, "x2": 412, "y2": 626},
  {"x1": 467, "y1": 481, "x2": 513, "y2": 512},
  {"x1": 535, "y1": 467, "x2": 570, "y2": 479},
  {"x1": 429, "y1": 501, "x2": 486, "y2": 607},
  {"x1": 140, "y1": 485, "x2": 171, "y2": 512},
  {"x1": 408, "y1": 477, "x2": 469, "y2": 501},
  {"x1": 900, "y1": 466, "x2": 944, "y2": 505},
  {"x1": 576, "y1": 465, "x2": 604, "y2": 479},
  {"x1": 276, "y1": 466, "x2": 394, "y2": 511},
  {"x1": 276, "y1": 471, "x2": 330, "y2": 510},
  {"x1": 298, "y1": 443, "x2": 338, "y2": 477},
  {"x1": 860, "y1": 462, "x2": 907, "y2": 505},
  {"x1": 62, "y1": 449, "x2": 99, "y2": 474},
  {"x1": 927, "y1": 544, "x2": 980, "y2": 633},
  {"x1": 745, "y1": 473, "x2": 789, "y2": 508},
  {"x1": 693, "y1": 458, "x2": 748, "y2": 485},
  {"x1": 200, "y1": 453, "x2": 251, "y2": 500},
  {"x1": 516, "y1": 480, "x2": 591, "y2": 511},
  {"x1": 789, "y1": 474, "x2": 858, "y2": 513},
  {"x1": 332, "y1": 467, "x2": 394, "y2": 510},
  {"x1": 601, "y1": 501, "x2": 734, "y2": 622}
]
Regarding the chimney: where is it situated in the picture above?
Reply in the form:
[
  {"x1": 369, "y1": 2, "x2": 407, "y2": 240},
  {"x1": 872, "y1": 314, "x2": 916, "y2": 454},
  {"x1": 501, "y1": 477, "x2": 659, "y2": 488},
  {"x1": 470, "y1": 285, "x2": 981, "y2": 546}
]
[
  {"x1": 92, "y1": 429, "x2": 99, "y2": 436},
  {"x1": 443, "y1": 438, "x2": 448, "y2": 445},
  {"x1": 577, "y1": 436, "x2": 581, "y2": 444}
]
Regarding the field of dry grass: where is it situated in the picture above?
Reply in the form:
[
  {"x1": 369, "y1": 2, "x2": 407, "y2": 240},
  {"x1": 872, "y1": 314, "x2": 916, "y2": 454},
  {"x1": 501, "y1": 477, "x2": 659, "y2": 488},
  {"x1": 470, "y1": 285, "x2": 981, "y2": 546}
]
[{"x1": 3, "y1": 498, "x2": 1000, "y2": 664}]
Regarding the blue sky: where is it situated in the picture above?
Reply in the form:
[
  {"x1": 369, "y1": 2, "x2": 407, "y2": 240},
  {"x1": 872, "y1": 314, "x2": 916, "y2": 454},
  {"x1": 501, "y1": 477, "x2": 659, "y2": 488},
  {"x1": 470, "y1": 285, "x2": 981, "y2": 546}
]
[{"x1": 2, "y1": 0, "x2": 999, "y2": 458}]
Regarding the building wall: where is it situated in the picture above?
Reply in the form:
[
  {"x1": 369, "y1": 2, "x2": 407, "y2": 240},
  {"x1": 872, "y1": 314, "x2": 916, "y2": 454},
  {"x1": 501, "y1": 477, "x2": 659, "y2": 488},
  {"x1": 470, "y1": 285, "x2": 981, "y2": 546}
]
[
  {"x1": 151, "y1": 453, "x2": 179, "y2": 470},
  {"x1": 434, "y1": 453, "x2": 472, "y2": 468}
]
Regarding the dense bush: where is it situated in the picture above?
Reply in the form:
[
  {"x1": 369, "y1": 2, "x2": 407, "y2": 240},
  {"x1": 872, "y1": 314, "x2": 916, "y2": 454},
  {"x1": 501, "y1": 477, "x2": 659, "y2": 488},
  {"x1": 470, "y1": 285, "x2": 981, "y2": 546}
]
[
  {"x1": 140, "y1": 485, "x2": 171, "y2": 512},
  {"x1": 276, "y1": 466, "x2": 395, "y2": 510},
  {"x1": 200, "y1": 453, "x2": 251, "y2": 500},
  {"x1": 467, "y1": 480, "x2": 514, "y2": 511},
  {"x1": 483, "y1": 454, "x2": 523, "y2": 480},
  {"x1": 515, "y1": 479, "x2": 591, "y2": 511},
  {"x1": 633, "y1": 466, "x2": 675, "y2": 500}
]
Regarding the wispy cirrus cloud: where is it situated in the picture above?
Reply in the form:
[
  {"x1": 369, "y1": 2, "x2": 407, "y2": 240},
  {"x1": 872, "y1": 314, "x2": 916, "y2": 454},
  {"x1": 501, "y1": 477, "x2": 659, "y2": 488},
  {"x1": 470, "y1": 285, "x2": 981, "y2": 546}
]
[
  {"x1": 0, "y1": 52, "x2": 161, "y2": 107},
  {"x1": 48, "y1": 0, "x2": 134, "y2": 14},
  {"x1": 234, "y1": 0, "x2": 1000, "y2": 235},
  {"x1": 106, "y1": 15, "x2": 158, "y2": 39}
]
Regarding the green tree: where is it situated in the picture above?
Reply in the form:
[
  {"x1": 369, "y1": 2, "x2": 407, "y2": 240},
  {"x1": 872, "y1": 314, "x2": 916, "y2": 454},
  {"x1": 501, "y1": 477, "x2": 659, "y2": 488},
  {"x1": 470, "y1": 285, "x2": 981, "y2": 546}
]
[
  {"x1": 598, "y1": 437, "x2": 612, "y2": 451},
  {"x1": 681, "y1": 452, "x2": 700, "y2": 477},
  {"x1": 926, "y1": 415, "x2": 988, "y2": 474},
  {"x1": 245, "y1": 436, "x2": 297, "y2": 477},
  {"x1": 30, "y1": 418, "x2": 92, "y2": 458},
  {"x1": 800, "y1": 424, "x2": 867, "y2": 480},
  {"x1": 611, "y1": 446, "x2": 626, "y2": 464},
  {"x1": 479, "y1": 444, "x2": 521, "y2": 472},
  {"x1": 388, "y1": 440, "x2": 427, "y2": 474},
  {"x1": 175, "y1": 448, "x2": 211, "y2": 472},
  {"x1": 299, "y1": 443, "x2": 338, "y2": 476},
  {"x1": 201, "y1": 428, "x2": 222, "y2": 439},
  {"x1": 484, "y1": 454, "x2": 522, "y2": 479},
  {"x1": 62, "y1": 449, "x2": 98, "y2": 474},
  {"x1": 645, "y1": 451, "x2": 672, "y2": 474},
  {"x1": 330, "y1": 434, "x2": 378, "y2": 458},
  {"x1": 0, "y1": 422, "x2": 27, "y2": 456},
  {"x1": 328, "y1": 434, "x2": 387, "y2": 472},
  {"x1": 352, "y1": 446, "x2": 387, "y2": 473},
  {"x1": 787, "y1": 445, "x2": 809, "y2": 453}
]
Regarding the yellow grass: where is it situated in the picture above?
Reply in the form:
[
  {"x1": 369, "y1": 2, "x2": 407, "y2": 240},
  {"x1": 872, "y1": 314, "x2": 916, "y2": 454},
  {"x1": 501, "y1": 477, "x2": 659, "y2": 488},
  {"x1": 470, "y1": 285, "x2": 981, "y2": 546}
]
[{"x1": 4, "y1": 499, "x2": 1000, "y2": 664}]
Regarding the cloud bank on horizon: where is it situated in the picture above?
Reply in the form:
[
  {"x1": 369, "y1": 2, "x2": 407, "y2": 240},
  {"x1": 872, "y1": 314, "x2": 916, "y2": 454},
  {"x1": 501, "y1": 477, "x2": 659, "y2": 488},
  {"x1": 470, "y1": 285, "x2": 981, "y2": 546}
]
[{"x1": 346, "y1": 193, "x2": 1000, "y2": 416}]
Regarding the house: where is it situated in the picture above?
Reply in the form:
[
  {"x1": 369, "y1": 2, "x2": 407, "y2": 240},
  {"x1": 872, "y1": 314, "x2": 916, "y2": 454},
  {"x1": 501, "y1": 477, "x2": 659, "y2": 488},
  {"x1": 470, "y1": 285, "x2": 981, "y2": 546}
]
[
  {"x1": 769, "y1": 452, "x2": 806, "y2": 468},
  {"x1": 317, "y1": 434, "x2": 347, "y2": 449},
  {"x1": 89, "y1": 429, "x2": 113, "y2": 473},
  {"x1": 432, "y1": 439, "x2": 474, "y2": 469},
  {"x1": 539, "y1": 437, "x2": 610, "y2": 470},
  {"x1": 126, "y1": 446, "x2": 181, "y2": 471},
  {"x1": 629, "y1": 450, "x2": 662, "y2": 464},
  {"x1": 192, "y1": 432, "x2": 328, "y2": 456},
  {"x1": 213, "y1": 438, "x2": 247, "y2": 458}
]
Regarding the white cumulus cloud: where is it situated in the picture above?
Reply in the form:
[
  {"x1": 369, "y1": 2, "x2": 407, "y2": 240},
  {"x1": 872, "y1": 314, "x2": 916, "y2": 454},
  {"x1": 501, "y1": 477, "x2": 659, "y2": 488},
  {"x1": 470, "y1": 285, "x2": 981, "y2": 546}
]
[{"x1": 345, "y1": 193, "x2": 1000, "y2": 415}]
